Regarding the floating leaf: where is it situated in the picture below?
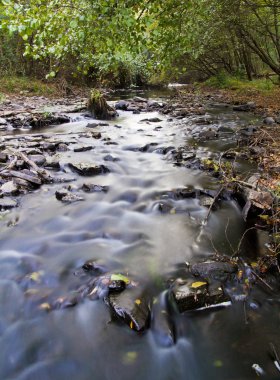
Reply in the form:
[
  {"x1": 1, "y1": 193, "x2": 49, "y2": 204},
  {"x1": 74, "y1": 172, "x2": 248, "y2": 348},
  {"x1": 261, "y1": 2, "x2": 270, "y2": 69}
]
[
  {"x1": 111, "y1": 274, "x2": 130, "y2": 284},
  {"x1": 27, "y1": 271, "x2": 42, "y2": 282},
  {"x1": 213, "y1": 360, "x2": 223, "y2": 368},
  {"x1": 135, "y1": 299, "x2": 141, "y2": 305},
  {"x1": 39, "y1": 303, "x2": 51, "y2": 311},
  {"x1": 123, "y1": 351, "x2": 138, "y2": 364},
  {"x1": 191, "y1": 281, "x2": 207, "y2": 288}
]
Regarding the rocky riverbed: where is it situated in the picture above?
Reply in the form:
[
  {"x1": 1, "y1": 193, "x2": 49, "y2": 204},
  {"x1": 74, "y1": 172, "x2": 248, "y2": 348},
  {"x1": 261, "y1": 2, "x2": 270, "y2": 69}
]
[{"x1": 0, "y1": 89, "x2": 279, "y2": 380}]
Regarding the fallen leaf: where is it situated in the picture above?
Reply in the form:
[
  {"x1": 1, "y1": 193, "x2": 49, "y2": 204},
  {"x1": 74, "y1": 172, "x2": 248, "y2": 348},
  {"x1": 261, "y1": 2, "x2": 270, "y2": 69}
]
[
  {"x1": 191, "y1": 281, "x2": 207, "y2": 288},
  {"x1": 135, "y1": 299, "x2": 141, "y2": 305},
  {"x1": 111, "y1": 273, "x2": 130, "y2": 284},
  {"x1": 39, "y1": 303, "x2": 51, "y2": 311}
]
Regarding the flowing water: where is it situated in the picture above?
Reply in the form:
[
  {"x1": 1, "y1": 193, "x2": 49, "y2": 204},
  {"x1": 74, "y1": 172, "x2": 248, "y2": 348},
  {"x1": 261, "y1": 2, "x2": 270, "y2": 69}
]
[{"x1": 0, "y1": 91, "x2": 279, "y2": 380}]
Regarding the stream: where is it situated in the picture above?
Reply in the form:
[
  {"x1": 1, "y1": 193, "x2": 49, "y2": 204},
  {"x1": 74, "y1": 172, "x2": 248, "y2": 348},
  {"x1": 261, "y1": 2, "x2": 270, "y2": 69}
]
[{"x1": 0, "y1": 90, "x2": 279, "y2": 380}]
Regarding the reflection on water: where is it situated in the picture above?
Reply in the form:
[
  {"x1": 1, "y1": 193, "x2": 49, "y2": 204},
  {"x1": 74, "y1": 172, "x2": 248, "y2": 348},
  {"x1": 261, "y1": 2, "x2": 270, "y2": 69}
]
[{"x1": 0, "y1": 98, "x2": 279, "y2": 380}]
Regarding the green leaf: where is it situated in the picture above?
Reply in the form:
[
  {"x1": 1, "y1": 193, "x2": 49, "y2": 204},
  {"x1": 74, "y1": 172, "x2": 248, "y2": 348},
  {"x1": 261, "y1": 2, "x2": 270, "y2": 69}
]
[{"x1": 110, "y1": 273, "x2": 130, "y2": 284}]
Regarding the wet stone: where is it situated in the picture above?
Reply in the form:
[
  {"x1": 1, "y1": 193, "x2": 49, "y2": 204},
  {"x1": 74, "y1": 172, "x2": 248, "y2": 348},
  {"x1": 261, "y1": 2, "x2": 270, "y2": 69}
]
[
  {"x1": 233, "y1": 102, "x2": 255, "y2": 112},
  {"x1": 0, "y1": 181, "x2": 18, "y2": 195},
  {"x1": 57, "y1": 143, "x2": 69, "y2": 152},
  {"x1": 199, "y1": 195, "x2": 215, "y2": 208},
  {"x1": 68, "y1": 162, "x2": 110, "y2": 176},
  {"x1": 171, "y1": 279, "x2": 229, "y2": 313},
  {"x1": 0, "y1": 117, "x2": 7, "y2": 125},
  {"x1": 104, "y1": 154, "x2": 119, "y2": 162},
  {"x1": 108, "y1": 288, "x2": 150, "y2": 332},
  {"x1": 81, "y1": 183, "x2": 109, "y2": 193},
  {"x1": 115, "y1": 100, "x2": 129, "y2": 110},
  {"x1": 9, "y1": 170, "x2": 42, "y2": 185},
  {"x1": 73, "y1": 145, "x2": 93, "y2": 152},
  {"x1": 154, "y1": 146, "x2": 175, "y2": 155},
  {"x1": 139, "y1": 143, "x2": 159, "y2": 152},
  {"x1": 55, "y1": 190, "x2": 84, "y2": 203},
  {"x1": 86, "y1": 122, "x2": 99, "y2": 128},
  {"x1": 81, "y1": 260, "x2": 108, "y2": 274},
  {"x1": 0, "y1": 152, "x2": 8, "y2": 163},
  {"x1": 28, "y1": 154, "x2": 46, "y2": 166},
  {"x1": 141, "y1": 117, "x2": 162, "y2": 123},
  {"x1": 263, "y1": 117, "x2": 275, "y2": 125},
  {"x1": 91, "y1": 132, "x2": 102, "y2": 139},
  {"x1": 0, "y1": 197, "x2": 17, "y2": 210},
  {"x1": 190, "y1": 260, "x2": 238, "y2": 281}
]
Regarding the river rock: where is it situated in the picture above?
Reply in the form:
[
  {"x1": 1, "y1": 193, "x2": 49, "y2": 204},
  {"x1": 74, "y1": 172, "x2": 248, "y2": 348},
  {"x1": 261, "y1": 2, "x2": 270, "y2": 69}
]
[
  {"x1": 73, "y1": 145, "x2": 93, "y2": 152},
  {"x1": 0, "y1": 197, "x2": 17, "y2": 210},
  {"x1": 133, "y1": 96, "x2": 147, "y2": 103},
  {"x1": 9, "y1": 170, "x2": 41, "y2": 185},
  {"x1": 86, "y1": 122, "x2": 99, "y2": 128},
  {"x1": 55, "y1": 190, "x2": 84, "y2": 203},
  {"x1": 104, "y1": 154, "x2": 119, "y2": 162},
  {"x1": 28, "y1": 154, "x2": 46, "y2": 166},
  {"x1": 139, "y1": 142, "x2": 159, "y2": 152},
  {"x1": 171, "y1": 279, "x2": 229, "y2": 313},
  {"x1": 81, "y1": 183, "x2": 109, "y2": 193},
  {"x1": 68, "y1": 163, "x2": 110, "y2": 176},
  {"x1": 0, "y1": 117, "x2": 7, "y2": 125},
  {"x1": 199, "y1": 130, "x2": 217, "y2": 140},
  {"x1": 91, "y1": 132, "x2": 102, "y2": 139},
  {"x1": 81, "y1": 260, "x2": 108, "y2": 274},
  {"x1": 190, "y1": 260, "x2": 238, "y2": 281},
  {"x1": 263, "y1": 117, "x2": 275, "y2": 125},
  {"x1": 0, "y1": 152, "x2": 8, "y2": 163},
  {"x1": 0, "y1": 181, "x2": 18, "y2": 195},
  {"x1": 147, "y1": 100, "x2": 161, "y2": 108},
  {"x1": 115, "y1": 100, "x2": 129, "y2": 110},
  {"x1": 233, "y1": 102, "x2": 255, "y2": 112},
  {"x1": 108, "y1": 288, "x2": 150, "y2": 332},
  {"x1": 141, "y1": 117, "x2": 162, "y2": 123}
]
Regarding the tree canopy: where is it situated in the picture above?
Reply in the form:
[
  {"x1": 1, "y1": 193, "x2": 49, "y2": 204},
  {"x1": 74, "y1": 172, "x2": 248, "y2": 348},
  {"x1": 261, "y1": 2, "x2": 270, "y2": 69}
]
[{"x1": 0, "y1": 0, "x2": 279, "y2": 83}]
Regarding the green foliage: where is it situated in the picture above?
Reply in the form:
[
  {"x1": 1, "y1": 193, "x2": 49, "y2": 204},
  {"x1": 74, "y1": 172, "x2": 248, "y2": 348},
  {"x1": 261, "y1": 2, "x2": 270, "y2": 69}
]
[
  {"x1": 204, "y1": 74, "x2": 276, "y2": 92},
  {"x1": 0, "y1": 0, "x2": 280, "y2": 85},
  {"x1": 0, "y1": 76, "x2": 56, "y2": 95}
]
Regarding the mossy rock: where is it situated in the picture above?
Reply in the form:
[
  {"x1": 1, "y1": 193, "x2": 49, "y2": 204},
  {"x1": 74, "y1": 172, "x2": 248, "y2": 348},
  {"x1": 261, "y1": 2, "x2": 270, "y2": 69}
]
[{"x1": 88, "y1": 90, "x2": 118, "y2": 120}]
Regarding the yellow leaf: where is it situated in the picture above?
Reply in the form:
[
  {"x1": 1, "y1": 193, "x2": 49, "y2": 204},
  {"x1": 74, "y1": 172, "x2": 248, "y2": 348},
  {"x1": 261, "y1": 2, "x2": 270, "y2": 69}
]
[
  {"x1": 130, "y1": 321, "x2": 134, "y2": 329},
  {"x1": 111, "y1": 274, "x2": 130, "y2": 284},
  {"x1": 191, "y1": 281, "x2": 207, "y2": 288},
  {"x1": 122, "y1": 351, "x2": 138, "y2": 365},
  {"x1": 251, "y1": 262, "x2": 258, "y2": 268},
  {"x1": 170, "y1": 208, "x2": 176, "y2": 215},
  {"x1": 135, "y1": 299, "x2": 141, "y2": 305},
  {"x1": 27, "y1": 271, "x2": 43, "y2": 282},
  {"x1": 39, "y1": 303, "x2": 51, "y2": 311}
]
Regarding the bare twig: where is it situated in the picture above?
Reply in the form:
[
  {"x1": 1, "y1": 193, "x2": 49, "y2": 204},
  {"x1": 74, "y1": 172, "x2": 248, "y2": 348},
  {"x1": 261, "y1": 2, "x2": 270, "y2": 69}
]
[
  {"x1": 232, "y1": 227, "x2": 256, "y2": 257},
  {"x1": 203, "y1": 186, "x2": 224, "y2": 225}
]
